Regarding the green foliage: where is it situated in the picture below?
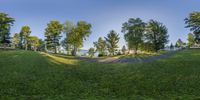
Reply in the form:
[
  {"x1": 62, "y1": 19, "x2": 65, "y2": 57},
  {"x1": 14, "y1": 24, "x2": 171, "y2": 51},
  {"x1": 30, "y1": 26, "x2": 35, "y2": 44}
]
[
  {"x1": 185, "y1": 12, "x2": 200, "y2": 43},
  {"x1": 11, "y1": 33, "x2": 20, "y2": 48},
  {"x1": 0, "y1": 12, "x2": 15, "y2": 44},
  {"x1": 1, "y1": 49, "x2": 200, "y2": 99},
  {"x1": 104, "y1": 30, "x2": 120, "y2": 56},
  {"x1": 122, "y1": 18, "x2": 146, "y2": 54},
  {"x1": 65, "y1": 21, "x2": 92, "y2": 56},
  {"x1": 187, "y1": 33, "x2": 195, "y2": 47},
  {"x1": 170, "y1": 43, "x2": 174, "y2": 49},
  {"x1": 45, "y1": 20, "x2": 63, "y2": 53},
  {"x1": 88, "y1": 47, "x2": 95, "y2": 57},
  {"x1": 93, "y1": 37, "x2": 107, "y2": 56},
  {"x1": 176, "y1": 38, "x2": 183, "y2": 47},
  {"x1": 19, "y1": 25, "x2": 31, "y2": 50},
  {"x1": 28, "y1": 36, "x2": 40, "y2": 51},
  {"x1": 145, "y1": 20, "x2": 169, "y2": 52},
  {"x1": 122, "y1": 45, "x2": 126, "y2": 55}
]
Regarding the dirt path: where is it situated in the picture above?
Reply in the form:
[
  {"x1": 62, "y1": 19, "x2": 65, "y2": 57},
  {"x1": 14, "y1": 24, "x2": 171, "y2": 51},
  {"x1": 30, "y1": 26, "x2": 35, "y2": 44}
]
[{"x1": 75, "y1": 51, "x2": 178, "y2": 64}]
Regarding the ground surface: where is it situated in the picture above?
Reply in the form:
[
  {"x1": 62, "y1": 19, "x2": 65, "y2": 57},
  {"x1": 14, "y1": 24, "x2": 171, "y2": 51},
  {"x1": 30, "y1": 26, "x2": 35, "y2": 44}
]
[
  {"x1": 0, "y1": 49, "x2": 200, "y2": 99},
  {"x1": 75, "y1": 50, "x2": 177, "y2": 63}
]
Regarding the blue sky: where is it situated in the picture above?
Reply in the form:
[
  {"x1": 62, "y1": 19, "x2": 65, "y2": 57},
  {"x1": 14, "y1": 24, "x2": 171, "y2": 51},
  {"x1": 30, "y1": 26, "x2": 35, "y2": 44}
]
[{"x1": 0, "y1": 0, "x2": 200, "y2": 49}]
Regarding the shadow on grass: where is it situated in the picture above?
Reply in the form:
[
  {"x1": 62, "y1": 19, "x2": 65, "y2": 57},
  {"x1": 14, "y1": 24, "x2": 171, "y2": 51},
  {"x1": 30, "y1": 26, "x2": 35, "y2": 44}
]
[{"x1": 40, "y1": 52, "x2": 81, "y2": 66}]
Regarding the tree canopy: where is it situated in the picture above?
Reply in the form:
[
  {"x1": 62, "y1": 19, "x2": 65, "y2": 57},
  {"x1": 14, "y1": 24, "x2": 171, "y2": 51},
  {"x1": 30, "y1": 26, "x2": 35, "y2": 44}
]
[
  {"x1": 0, "y1": 12, "x2": 15, "y2": 44},
  {"x1": 65, "y1": 21, "x2": 92, "y2": 56},
  {"x1": 187, "y1": 33, "x2": 195, "y2": 47},
  {"x1": 104, "y1": 30, "x2": 120, "y2": 56},
  {"x1": 20, "y1": 25, "x2": 31, "y2": 50},
  {"x1": 122, "y1": 18, "x2": 146, "y2": 54},
  {"x1": 146, "y1": 20, "x2": 169, "y2": 52},
  {"x1": 185, "y1": 12, "x2": 200, "y2": 43},
  {"x1": 94, "y1": 37, "x2": 107, "y2": 56},
  {"x1": 45, "y1": 20, "x2": 63, "y2": 53}
]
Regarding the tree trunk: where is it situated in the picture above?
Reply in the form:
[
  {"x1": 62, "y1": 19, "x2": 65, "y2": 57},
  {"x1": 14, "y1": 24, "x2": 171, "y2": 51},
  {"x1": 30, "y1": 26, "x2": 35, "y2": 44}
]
[
  {"x1": 54, "y1": 44, "x2": 57, "y2": 54},
  {"x1": 72, "y1": 45, "x2": 77, "y2": 56},
  {"x1": 134, "y1": 46, "x2": 138, "y2": 55},
  {"x1": 25, "y1": 42, "x2": 28, "y2": 51}
]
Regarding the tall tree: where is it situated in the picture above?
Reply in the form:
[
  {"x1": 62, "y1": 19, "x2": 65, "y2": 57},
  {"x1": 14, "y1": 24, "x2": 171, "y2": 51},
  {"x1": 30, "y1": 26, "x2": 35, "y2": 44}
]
[
  {"x1": 93, "y1": 37, "x2": 107, "y2": 56},
  {"x1": 122, "y1": 18, "x2": 146, "y2": 54},
  {"x1": 11, "y1": 33, "x2": 20, "y2": 48},
  {"x1": 20, "y1": 25, "x2": 31, "y2": 50},
  {"x1": 146, "y1": 20, "x2": 169, "y2": 52},
  {"x1": 62, "y1": 21, "x2": 75, "y2": 55},
  {"x1": 45, "y1": 20, "x2": 63, "y2": 53},
  {"x1": 187, "y1": 33, "x2": 195, "y2": 47},
  {"x1": 0, "y1": 12, "x2": 15, "y2": 45},
  {"x1": 104, "y1": 30, "x2": 120, "y2": 56},
  {"x1": 65, "y1": 21, "x2": 92, "y2": 56},
  {"x1": 185, "y1": 12, "x2": 200, "y2": 43},
  {"x1": 88, "y1": 47, "x2": 95, "y2": 57}
]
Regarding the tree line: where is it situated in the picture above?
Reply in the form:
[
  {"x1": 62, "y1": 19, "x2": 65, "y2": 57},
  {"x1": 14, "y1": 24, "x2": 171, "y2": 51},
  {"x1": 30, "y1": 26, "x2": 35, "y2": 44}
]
[{"x1": 0, "y1": 11, "x2": 199, "y2": 57}]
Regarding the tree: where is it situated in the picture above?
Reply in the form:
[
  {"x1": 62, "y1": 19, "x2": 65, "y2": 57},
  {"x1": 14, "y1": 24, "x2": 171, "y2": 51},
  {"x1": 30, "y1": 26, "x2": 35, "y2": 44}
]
[
  {"x1": 38, "y1": 39, "x2": 45, "y2": 51},
  {"x1": 170, "y1": 43, "x2": 174, "y2": 50},
  {"x1": 104, "y1": 30, "x2": 120, "y2": 56},
  {"x1": 65, "y1": 21, "x2": 92, "y2": 56},
  {"x1": 176, "y1": 38, "x2": 183, "y2": 47},
  {"x1": 61, "y1": 38, "x2": 73, "y2": 55},
  {"x1": 28, "y1": 36, "x2": 40, "y2": 51},
  {"x1": 88, "y1": 47, "x2": 95, "y2": 57},
  {"x1": 185, "y1": 12, "x2": 200, "y2": 43},
  {"x1": 145, "y1": 20, "x2": 169, "y2": 52},
  {"x1": 93, "y1": 37, "x2": 107, "y2": 56},
  {"x1": 122, "y1": 45, "x2": 126, "y2": 55},
  {"x1": 45, "y1": 20, "x2": 63, "y2": 53},
  {"x1": 122, "y1": 18, "x2": 146, "y2": 54},
  {"x1": 187, "y1": 33, "x2": 195, "y2": 47},
  {"x1": 20, "y1": 25, "x2": 31, "y2": 50},
  {"x1": 11, "y1": 33, "x2": 20, "y2": 48},
  {"x1": 0, "y1": 12, "x2": 15, "y2": 45}
]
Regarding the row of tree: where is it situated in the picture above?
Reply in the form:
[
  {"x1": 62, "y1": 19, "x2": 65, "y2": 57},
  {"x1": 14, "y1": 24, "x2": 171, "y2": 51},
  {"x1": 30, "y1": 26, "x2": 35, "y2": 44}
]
[
  {"x1": 12, "y1": 26, "x2": 44, "y2": 51},
  {"x1": 89, "y1": 30, "x2": 120, "y2": 57},
  {"x1": 1, "y1": 11, "x2": 199, "y2": 56},
  {"x1": 88, "y1": 18, "x2": 169, "y2": 57},
  {"x1": 122, "y1": 18, "x2": 169, "y2": 54},
  {"x1": 45, "y1": 20, "x2": 92, "y2": 55}
]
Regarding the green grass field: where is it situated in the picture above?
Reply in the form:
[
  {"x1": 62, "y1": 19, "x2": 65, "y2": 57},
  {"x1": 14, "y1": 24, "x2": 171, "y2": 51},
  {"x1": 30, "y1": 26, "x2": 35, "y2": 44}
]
[{"x1": 0, "y1": 49, "x2": 200, "y2": 99}]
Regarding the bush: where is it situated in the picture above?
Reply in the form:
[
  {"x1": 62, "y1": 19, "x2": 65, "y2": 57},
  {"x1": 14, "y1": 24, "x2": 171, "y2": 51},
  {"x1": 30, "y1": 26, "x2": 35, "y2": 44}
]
[
  {"x1": 117, "y1": 51, "x2": 122, "y2": 55},
  {"x1": 98, "y1": 54, "x2": 104, "y2": 57}
]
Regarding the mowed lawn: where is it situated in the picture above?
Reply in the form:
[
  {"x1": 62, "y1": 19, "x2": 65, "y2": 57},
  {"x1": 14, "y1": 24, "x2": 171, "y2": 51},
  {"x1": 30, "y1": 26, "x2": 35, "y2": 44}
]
[{"x1": 0, "y1": 49, "x2": 200, "y2": 100}]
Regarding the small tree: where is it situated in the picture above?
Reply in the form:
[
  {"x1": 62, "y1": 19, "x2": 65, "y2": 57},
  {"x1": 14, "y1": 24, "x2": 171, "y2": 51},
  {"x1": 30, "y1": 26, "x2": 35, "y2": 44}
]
[
  {"x1": 170, "y1": 43, "x2": 174, "y2": 50},
  {"x1": 93, "y1": 37, "x2": 107, "y2": 56},
  {"x1": 20, "y1": 25, "x2": 31, "y2": 50},
  {"x1": 29, "y1": 36, "x2": 39, "y2": 51},
  {"x1": 122, "y1": 45, "x2": 126, "y2": 55},
  {"x1": 12, "y1": 33, "x2": 20, "y2": 48},
  {"x1": 187, "y1": 33, "x2": 195, "y2": 47},
  {"x1": 176, "y1": 39, "x2": 183, "y2": 47},
  {"x1": 104, "y1": 30, "x2": 120, "y2": 56},
  {"x1": 88, "y1": 47, "x2": 95, "y2": 57}
]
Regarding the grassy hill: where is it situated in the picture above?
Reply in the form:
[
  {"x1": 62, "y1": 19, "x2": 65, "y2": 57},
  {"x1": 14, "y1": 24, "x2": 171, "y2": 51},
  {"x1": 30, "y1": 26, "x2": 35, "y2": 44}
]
[{"x1": 0, "y1": 49, "x2": 200, "y2": 99}]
